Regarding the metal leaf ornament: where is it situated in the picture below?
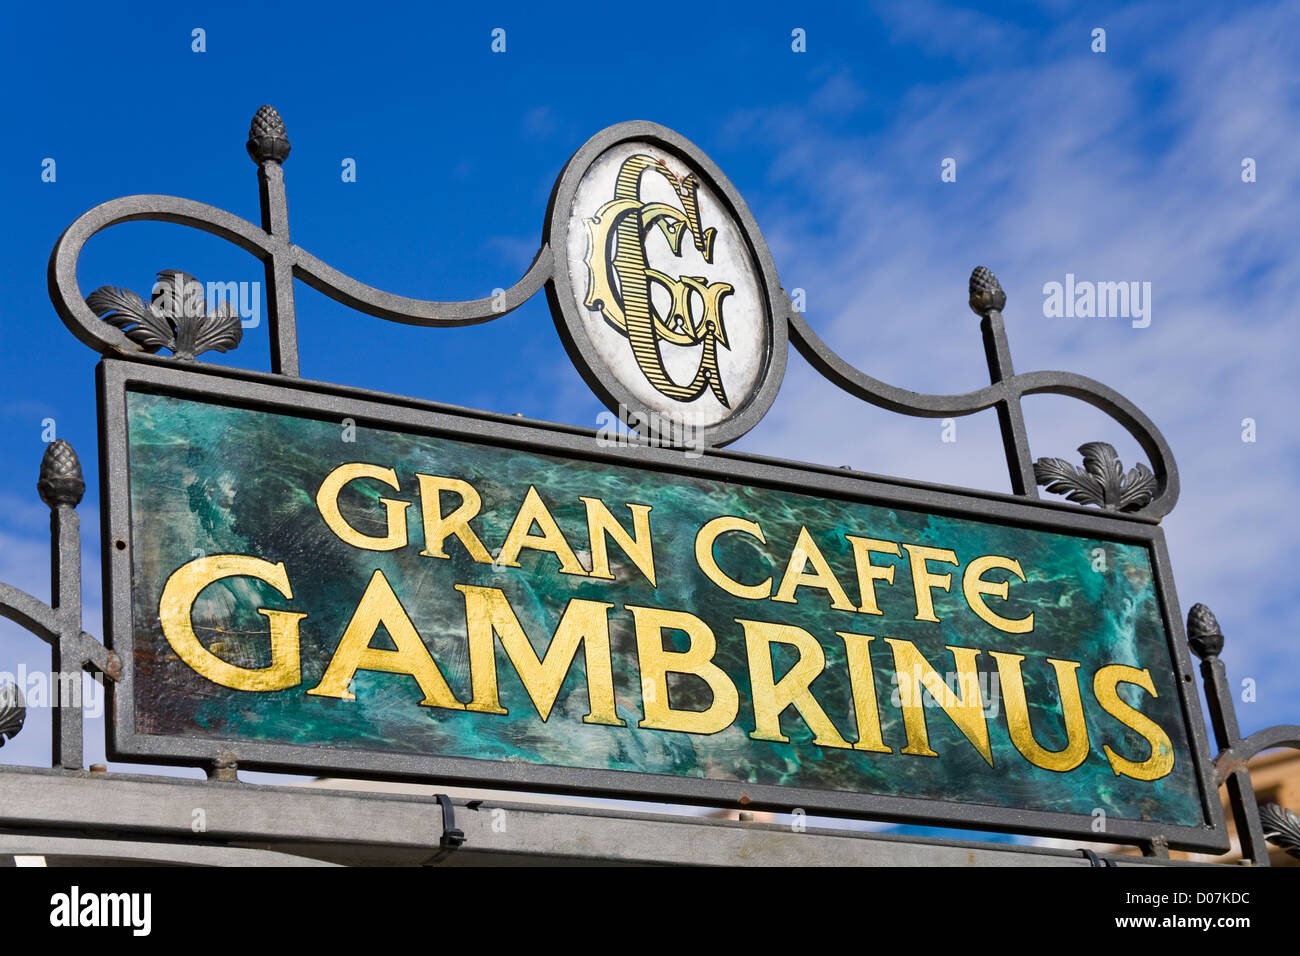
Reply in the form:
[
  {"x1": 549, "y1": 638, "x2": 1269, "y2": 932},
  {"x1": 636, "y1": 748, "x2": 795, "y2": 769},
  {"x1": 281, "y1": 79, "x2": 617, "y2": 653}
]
[
  {"x1": 0, "y1": 681, "x2": 25, "y2": 747},
  {"x1": 151, "y1": 269, "x2": 206, "y2": 323},
  {"x1": 1260, "y1": 803, "x2": 1300, "y2": 859},
  {"x1": 85, "y1": 285, "x2": 173, "y2": 352},
  {"x1": 1033, "y1": 442, "x2": 1155, "y2": 512},
  {"x1": 87, "y1": 270, "x2": 242, "y2": 361}
]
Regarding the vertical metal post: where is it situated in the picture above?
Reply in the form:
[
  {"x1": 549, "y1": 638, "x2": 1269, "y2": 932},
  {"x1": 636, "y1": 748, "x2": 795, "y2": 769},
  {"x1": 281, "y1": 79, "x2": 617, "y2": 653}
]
[
  {"x1": 247, "y1": 105, "x2": 299, "y2": 377},
  {"x1": 969, "y1": 267, "x2": 1037, "y2": 496},
  {"x1": 1187, "y1": 603, "x2": 1270, "y2": 865},
  {"x1": 38, "y1": 440, "x2": 86, "y2": 770}
]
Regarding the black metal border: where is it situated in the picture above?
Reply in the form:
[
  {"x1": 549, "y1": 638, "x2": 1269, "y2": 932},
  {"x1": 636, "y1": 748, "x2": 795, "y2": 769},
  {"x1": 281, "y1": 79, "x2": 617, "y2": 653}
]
[
  {"x1": 543, "y1": 121, "x2": 789, "y2": 449},
  {"x1": 97, "y1": 356, "x2": 1227, "y2": 853}
]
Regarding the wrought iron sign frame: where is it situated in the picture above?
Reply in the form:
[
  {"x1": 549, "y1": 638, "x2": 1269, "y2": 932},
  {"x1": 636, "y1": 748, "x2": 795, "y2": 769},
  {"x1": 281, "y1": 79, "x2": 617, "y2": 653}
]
[
  {"x1": 46, "y1": 110, "x2": 1178, "y2": 518},
  {"x1": 0, "y1": 104, "x2": 1291, "y2": 863},
  {"x1": 98, "y1": 355, "x2": 1225, "y2": 851}
]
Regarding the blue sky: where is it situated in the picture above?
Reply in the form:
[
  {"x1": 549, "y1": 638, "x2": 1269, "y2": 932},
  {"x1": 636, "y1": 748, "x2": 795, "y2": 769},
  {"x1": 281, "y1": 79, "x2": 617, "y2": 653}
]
[{"x1": 1, "y1": 0, "x2": 1297, "y2": 837}]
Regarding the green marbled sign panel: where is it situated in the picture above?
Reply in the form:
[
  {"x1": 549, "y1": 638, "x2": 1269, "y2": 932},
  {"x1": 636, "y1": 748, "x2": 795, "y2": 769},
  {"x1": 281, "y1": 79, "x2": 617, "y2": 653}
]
[{"x1": 123, "y1": 389, "x2": 1205, "y2": 827}]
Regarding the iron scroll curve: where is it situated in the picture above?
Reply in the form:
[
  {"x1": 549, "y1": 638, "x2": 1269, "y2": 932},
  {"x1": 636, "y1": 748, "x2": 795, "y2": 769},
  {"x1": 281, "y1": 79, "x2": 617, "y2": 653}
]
[
  {"x1": 46, "y1": 104, "x2": 1179, "y2": 518},
  {"x1": 47, "y1": 195, "x2": 554, "y2": 354},
  {"x1": 788, "y1": 304, "x2": 1180, "y2": 519}
]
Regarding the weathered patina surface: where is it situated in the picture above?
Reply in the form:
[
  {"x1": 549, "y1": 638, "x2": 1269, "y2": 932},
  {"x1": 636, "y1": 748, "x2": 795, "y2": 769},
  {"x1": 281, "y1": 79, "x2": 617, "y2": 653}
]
[{"x1": 122, "y1": 389, "x2": 1204, "y2": 827}]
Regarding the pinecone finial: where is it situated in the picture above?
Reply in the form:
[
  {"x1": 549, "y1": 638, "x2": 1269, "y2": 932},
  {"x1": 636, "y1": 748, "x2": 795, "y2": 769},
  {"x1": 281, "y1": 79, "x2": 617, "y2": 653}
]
[
  {"x1": 247, "y1": 104, "x2": 291, "y2": 165},
  {"x1": 37, "y1": 439, "x2": 85, "y2": 508},
  {"x1": 1187, "y1": 603, "x2": 1224, "y2": 659},
  {"x1": 969, "y1": 266, "x2": 1006, "y2": 316}
]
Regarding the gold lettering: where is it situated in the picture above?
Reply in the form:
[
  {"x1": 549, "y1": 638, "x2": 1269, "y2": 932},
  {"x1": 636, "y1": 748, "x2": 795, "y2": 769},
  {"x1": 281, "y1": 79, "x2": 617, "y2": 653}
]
[
  {"x1": 902, "y1": 544, "x2": 958, "y2": 622},
  {"x1": 416, "y1": 473, "x2": 492, "y2": 563},
  {"x1": 772, "y1": 526, "x2": 855, "y2": 611},
  {"x1": 1094, "y1": 664, "x2": 1175, "y2": 781},
  {"x1": 308, "y1": 570, "x2": 463, "y2": 709},
  {"x1": 629, "y1": 605, "x2": 739, "y2": 735},
  {"x1": 837, "y1": 632, "x2": 892, "y2": 753},
  {"x1": 694, "y1": 516, "x2": 771, "y2": 600},
  {"x1": 457, "y1": 585, "x2": 624, "y2": 725},
  {"x1": 496, "y1": 485, "x2": 587, "y2": 576},
  {"x1": 990, "y1": 652, "x2": 1089, "y2": 772},
  {"x1": 580, "y1": 497, "x2": 656, "y2": 587},
  {"x1": 845, "y1": 536, "x2": 901, "y2": 615},
  {"x1": 963, "y1": 555, "x2": 1034, "y2": 634},
  {"x1": 159, "y1": 554, "x2": 305, "y2": 691},
  {"x1": 315, "y1": 463, "x2": 410, "y2": 551},
  {"x1": 885, "y1": 638, "x2": 992, "y2": 766},
  {"x1": 740, "y1": 619, "x2": 851, "y2": 749}
]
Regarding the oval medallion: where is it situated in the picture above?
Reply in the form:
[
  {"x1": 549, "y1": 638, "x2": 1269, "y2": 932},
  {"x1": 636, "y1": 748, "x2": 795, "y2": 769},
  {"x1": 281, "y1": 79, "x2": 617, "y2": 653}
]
[{"x1": 545, "y1": 122, "x2": 787, "y2": 448}]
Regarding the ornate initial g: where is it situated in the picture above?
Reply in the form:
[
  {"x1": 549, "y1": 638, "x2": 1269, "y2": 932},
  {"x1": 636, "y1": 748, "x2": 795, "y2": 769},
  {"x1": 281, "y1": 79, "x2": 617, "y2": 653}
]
[{"x1": 583, "y1": 154, "x2": 734, "y2": 407}]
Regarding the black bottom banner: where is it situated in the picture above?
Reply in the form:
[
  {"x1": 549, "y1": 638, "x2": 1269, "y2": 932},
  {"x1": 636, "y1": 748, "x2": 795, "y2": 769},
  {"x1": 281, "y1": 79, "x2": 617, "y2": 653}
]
[{"x1": 0, "y1": 860, "x2": 1280, "y2": 941}]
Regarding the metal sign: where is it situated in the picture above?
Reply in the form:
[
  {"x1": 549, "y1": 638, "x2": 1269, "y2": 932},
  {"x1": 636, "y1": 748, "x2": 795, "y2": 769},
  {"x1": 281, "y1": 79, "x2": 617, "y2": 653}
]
[
  {"x1": 18, "y1": 102, "x2": 1295, "y2": 860},
  {"x1": 100, "y1": 358, "x2": 1221, "y2": 849}
]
